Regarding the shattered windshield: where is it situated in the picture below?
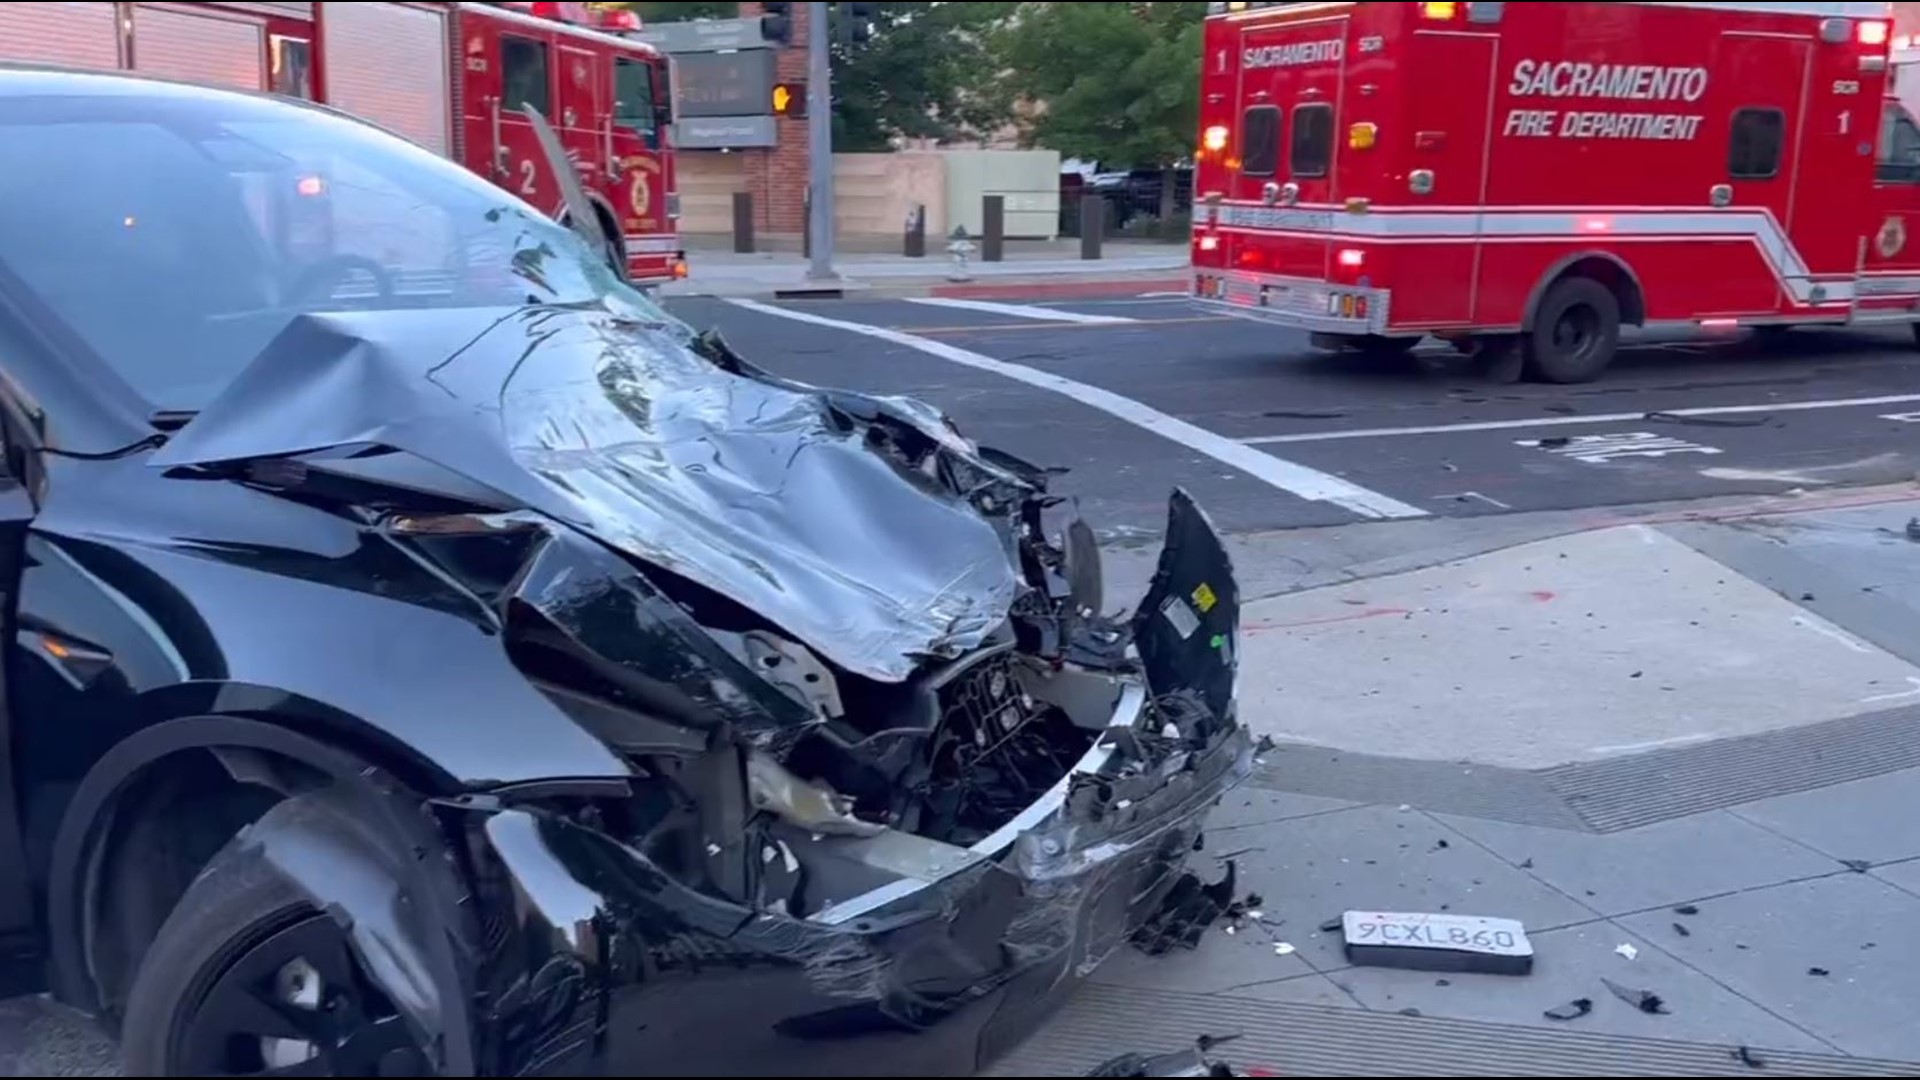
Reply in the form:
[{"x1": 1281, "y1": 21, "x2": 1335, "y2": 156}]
[{"x1": 0, "y1": 83, "x2": 684, "y2": 416}]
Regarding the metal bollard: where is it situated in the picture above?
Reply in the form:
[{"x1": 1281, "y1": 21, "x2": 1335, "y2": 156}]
[
  {"x1": 732, "y1": 192, "x2": 755, "y2": 254},
  {"x1": 904, "y1": 204, "x2": 926, "y2": 258},
  {"x1": 947, "y1": 226, "x2": 976, "y2": 281},
  {"x1": 1079, "y1": 195, "x2": 1104, "y2": 260},
  {"x1": 982, "y1": 195, "x2": 1005, "y2": 262}
]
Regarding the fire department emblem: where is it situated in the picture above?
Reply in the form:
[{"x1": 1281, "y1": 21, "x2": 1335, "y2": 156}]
[
  {"x1": 1879, "y1": 216, "x2": 1907, "y2": 258},
  {"x1": 628, "y1": 171, "x2": 650, "y2": 219}
]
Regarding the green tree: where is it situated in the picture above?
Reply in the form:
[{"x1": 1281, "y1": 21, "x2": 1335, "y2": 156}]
[
  {"x1": 627, "y1": 1, "x2": 736, "y2": 22},
  {"x1": 831, "y1": 2, "x2": 1015, "y2": 151},
  {"x1": 993, "y1": 2, "x2": 1204, "y2": 215}
]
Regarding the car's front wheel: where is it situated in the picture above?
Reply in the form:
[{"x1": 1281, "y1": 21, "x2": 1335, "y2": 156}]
[{"x1": 120, "y1": 822, "x2": 432, "y2": 1077}]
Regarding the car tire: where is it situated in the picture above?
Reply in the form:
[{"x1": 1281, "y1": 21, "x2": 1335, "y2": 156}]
[
  {"x1": 121, "y1": 808, "x2": 432, "y2": 1077},
  {"x1": 1524, "y1": 277, "x2": 1620, "y2": 384}
]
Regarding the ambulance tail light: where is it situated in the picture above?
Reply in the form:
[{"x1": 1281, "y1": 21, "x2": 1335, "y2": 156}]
[
  {"x1": 1349, "y1": 122, "x2": 1378, "y2": 151},
  {"x1": 1337, "y1": 248, "x2": 1365, "y2": 269},
  {"x1": 1420, "y1": 2, "x2": 1458, "y2": 20},
  {"x1": 1199, "y1": 235, "x2": 1222, "y2": 252},
  {"x1": 1203, "y1": 125, "x2": 1230, "y2": 154},
  {"x1": 1860, "y1": 19, "x2": 1890, "y2": 46}
]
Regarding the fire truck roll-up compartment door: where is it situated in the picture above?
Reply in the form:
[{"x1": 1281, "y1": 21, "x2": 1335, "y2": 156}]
[
  {"x1": 1231, "y1": 9, "x2": 1350, "y2": 279},
  {"x1": 131, "y1": 4, "x2": 267, "y2": 91},
  {"x1": 320, "y1": 1, "x2": 453, "y2": 156},
  {"x1": 0, "y1": 2, "x2": 120, "y2": 70}
]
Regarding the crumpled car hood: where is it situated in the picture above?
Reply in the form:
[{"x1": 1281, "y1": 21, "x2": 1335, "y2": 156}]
[{"x1": 151, "y1": 305, "x2": 1030, "y2": 682}]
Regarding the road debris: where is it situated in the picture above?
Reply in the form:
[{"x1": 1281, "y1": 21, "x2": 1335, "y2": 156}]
[
  {"x1": 1733, "y1": 1046, "x2": 1768, "y2": 1070},
  {"x1": 1132, "y1": 861, "x2": 1237, "y2": 955},
  {"x1": 1808, "y1": 967, "x2": 1830, "y2": 978},
  {"x1": 1907, "y1": 517, "x2": 1920, "y2": 543},
  {"x1": 1086, "y1": 1035, "x2": 1244, "y2": 1077},
  {"x1": 1273, "y1": 942, "x2": 1297, "y2": 956},
  {"x1": 1319, "y1": 916, "x2": 1344, "y2": 934},
  {"x1": 1342, "y1": 911, "x2": 1534, "y2": 975},
  {"x1": 1672, "y1": 922, "x2": 1692, "y2": 938},
  {"x1": 1397, "y1": 1008, "x2": 1423, "y2": 1017},
  {"x1": 1673, "y1": 904, "x2": 1700, "y2": 916},
  {"x1": 1602, "y1": 978, "x2": 1668, "y2": 1015},
  {"x1": 1543, "y1": 998, "x2": 1594, "y2": 1022},
  {"x1": 1646, "y1": 410, "x2": 1772, "y2": 428},
  {"x1": 1614, "y1": 943, "x2": 1639, "y2": 961}
]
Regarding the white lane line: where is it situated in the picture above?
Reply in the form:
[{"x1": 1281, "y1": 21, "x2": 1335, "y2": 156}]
[
  {"x1": 906, "y1": 297, "x2": 1136, "y2": 324},
  {"x1": 1241, "y1": 393, "x2": 1920, "y2": 446},
  {"x1": 728, "y1": 299, "x2": 1428, "y2": 520}
]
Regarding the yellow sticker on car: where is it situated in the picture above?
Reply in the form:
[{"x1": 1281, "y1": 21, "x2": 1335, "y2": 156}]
[{"x1": 1191, "y1": 583, "x2": 1217, "y2": 614}]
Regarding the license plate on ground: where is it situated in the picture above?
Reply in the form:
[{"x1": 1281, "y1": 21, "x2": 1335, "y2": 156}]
[{"x1": 1342, "y1": 911, "x2": 1534, "y2": 975}]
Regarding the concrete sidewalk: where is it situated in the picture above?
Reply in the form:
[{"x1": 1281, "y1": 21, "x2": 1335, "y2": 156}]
[
  {"x1": 996, "y1": 485, "x2": 1920, "y2": 1075},
  {"x1": 661, "y1": 243, "x2": 1190, "y2": 299}
]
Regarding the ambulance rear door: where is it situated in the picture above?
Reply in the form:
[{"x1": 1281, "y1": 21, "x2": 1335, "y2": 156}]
[{"x1": 1230, "y1": 9, "x2": 1351, "y2": 280}]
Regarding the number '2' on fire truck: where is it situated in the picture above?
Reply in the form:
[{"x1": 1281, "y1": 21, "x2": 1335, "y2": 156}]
[
  {"x1": 1191, "y1": 1, "x2": 1920, "y2": 383},
  {"x1": 0, "y1": 1, "x2": 686, "y2": 287}
]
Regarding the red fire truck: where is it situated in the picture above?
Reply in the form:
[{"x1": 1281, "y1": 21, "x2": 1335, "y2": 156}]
[
  {"x1": 1190, "y1": 1, "x2": 1920, "y2": 383},
  {"x1": 0, "y1": 1, "x2": 685, "y2": 286}
]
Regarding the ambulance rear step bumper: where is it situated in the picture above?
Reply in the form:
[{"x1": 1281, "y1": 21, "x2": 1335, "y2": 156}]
[{"x1": 1190, "y1": 269, "x2": 1391, "y2": 335}]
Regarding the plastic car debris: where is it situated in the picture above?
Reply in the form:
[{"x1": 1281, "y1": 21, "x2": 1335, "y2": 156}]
[
  {"x1": 1131, "y1": 860, "x2": 1237, "y2": 955},
  {"x1": 1086, "y1": 1035, "x2": 1244, "y2": 1077},
  {"x1": 1602, "y1": 978, "x2": 1668, "y2": 1015},
  {"x1": 1543, "y1": 998, "x2": 1594, "y2": 1022}
]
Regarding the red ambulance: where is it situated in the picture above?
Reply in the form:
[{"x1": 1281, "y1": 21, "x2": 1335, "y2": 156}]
[{"x1": 1190, "y1": 1, "x2": 1920, "y2": 382}]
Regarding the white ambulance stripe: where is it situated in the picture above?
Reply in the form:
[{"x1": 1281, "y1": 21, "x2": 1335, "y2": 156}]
[
  {"x1": 1207, "y1": 204, "x2": 1852, "y2": 304},
  {"x1": 726, "y1": 299, "x2": 1429, "y2": 520},
  {"x1": 904, "y1": 298, "x2": 1136, "y2": 324}
]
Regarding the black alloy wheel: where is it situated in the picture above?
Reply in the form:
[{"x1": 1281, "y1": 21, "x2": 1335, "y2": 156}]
[{"x1": 121, "y1": 827, "x2": 434, "y2": 1077}]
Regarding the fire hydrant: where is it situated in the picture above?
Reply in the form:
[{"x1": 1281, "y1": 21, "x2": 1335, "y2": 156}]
[{"x1": 947, "y1": 226, "x2": 976, "y2": 282}]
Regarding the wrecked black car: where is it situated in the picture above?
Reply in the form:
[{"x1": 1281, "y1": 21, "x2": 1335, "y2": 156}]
[{"x1": 0, "y1": 68, "x2": 1249, "y2": 1076}]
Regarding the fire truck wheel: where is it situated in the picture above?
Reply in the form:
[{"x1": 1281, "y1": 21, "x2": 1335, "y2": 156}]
[{"x1": 1525, "y1": 277, "x2": 1620, "y2": 384}]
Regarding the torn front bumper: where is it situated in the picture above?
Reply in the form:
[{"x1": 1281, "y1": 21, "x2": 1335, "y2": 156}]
[{"x1": 465, "y1": 493, "x2": 1252, "y2": 1077}]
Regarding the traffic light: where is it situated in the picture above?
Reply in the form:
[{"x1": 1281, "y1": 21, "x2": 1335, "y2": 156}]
[
  {"x1": 772, "y1": 81, "x2": 806, "y2": 118},
  {"x1": 837, "y1": 1, "x2": 874, "y2": 45},
  {"x1": 761, "y1": 1, "x2": 792, "y2": 46}
]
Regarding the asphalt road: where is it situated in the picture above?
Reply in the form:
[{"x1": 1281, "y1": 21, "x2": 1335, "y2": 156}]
[{"x1": 679, "y1": 293, "x2": 1920, "y2": 545}]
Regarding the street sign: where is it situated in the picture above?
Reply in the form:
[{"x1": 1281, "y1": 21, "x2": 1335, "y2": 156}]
[
  {"x1": 672, "y1": 50, "x2": 777, "y2": 118},
  {"x1": 675, "y1": 114, "x2": 778, "y2": 149},
  {"x1": 637, "y1": 17, "x2": 770, "y2": 54}
]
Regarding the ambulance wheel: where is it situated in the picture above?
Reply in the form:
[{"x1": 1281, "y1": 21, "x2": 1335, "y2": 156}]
[{"x1": 1525, "y1": 277, "x2": 1620, "y2": 384}]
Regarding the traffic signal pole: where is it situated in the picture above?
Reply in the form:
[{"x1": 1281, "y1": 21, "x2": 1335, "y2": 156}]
[{"x1": 806, "y1": 0, "x2": 836, "y2": 281}]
